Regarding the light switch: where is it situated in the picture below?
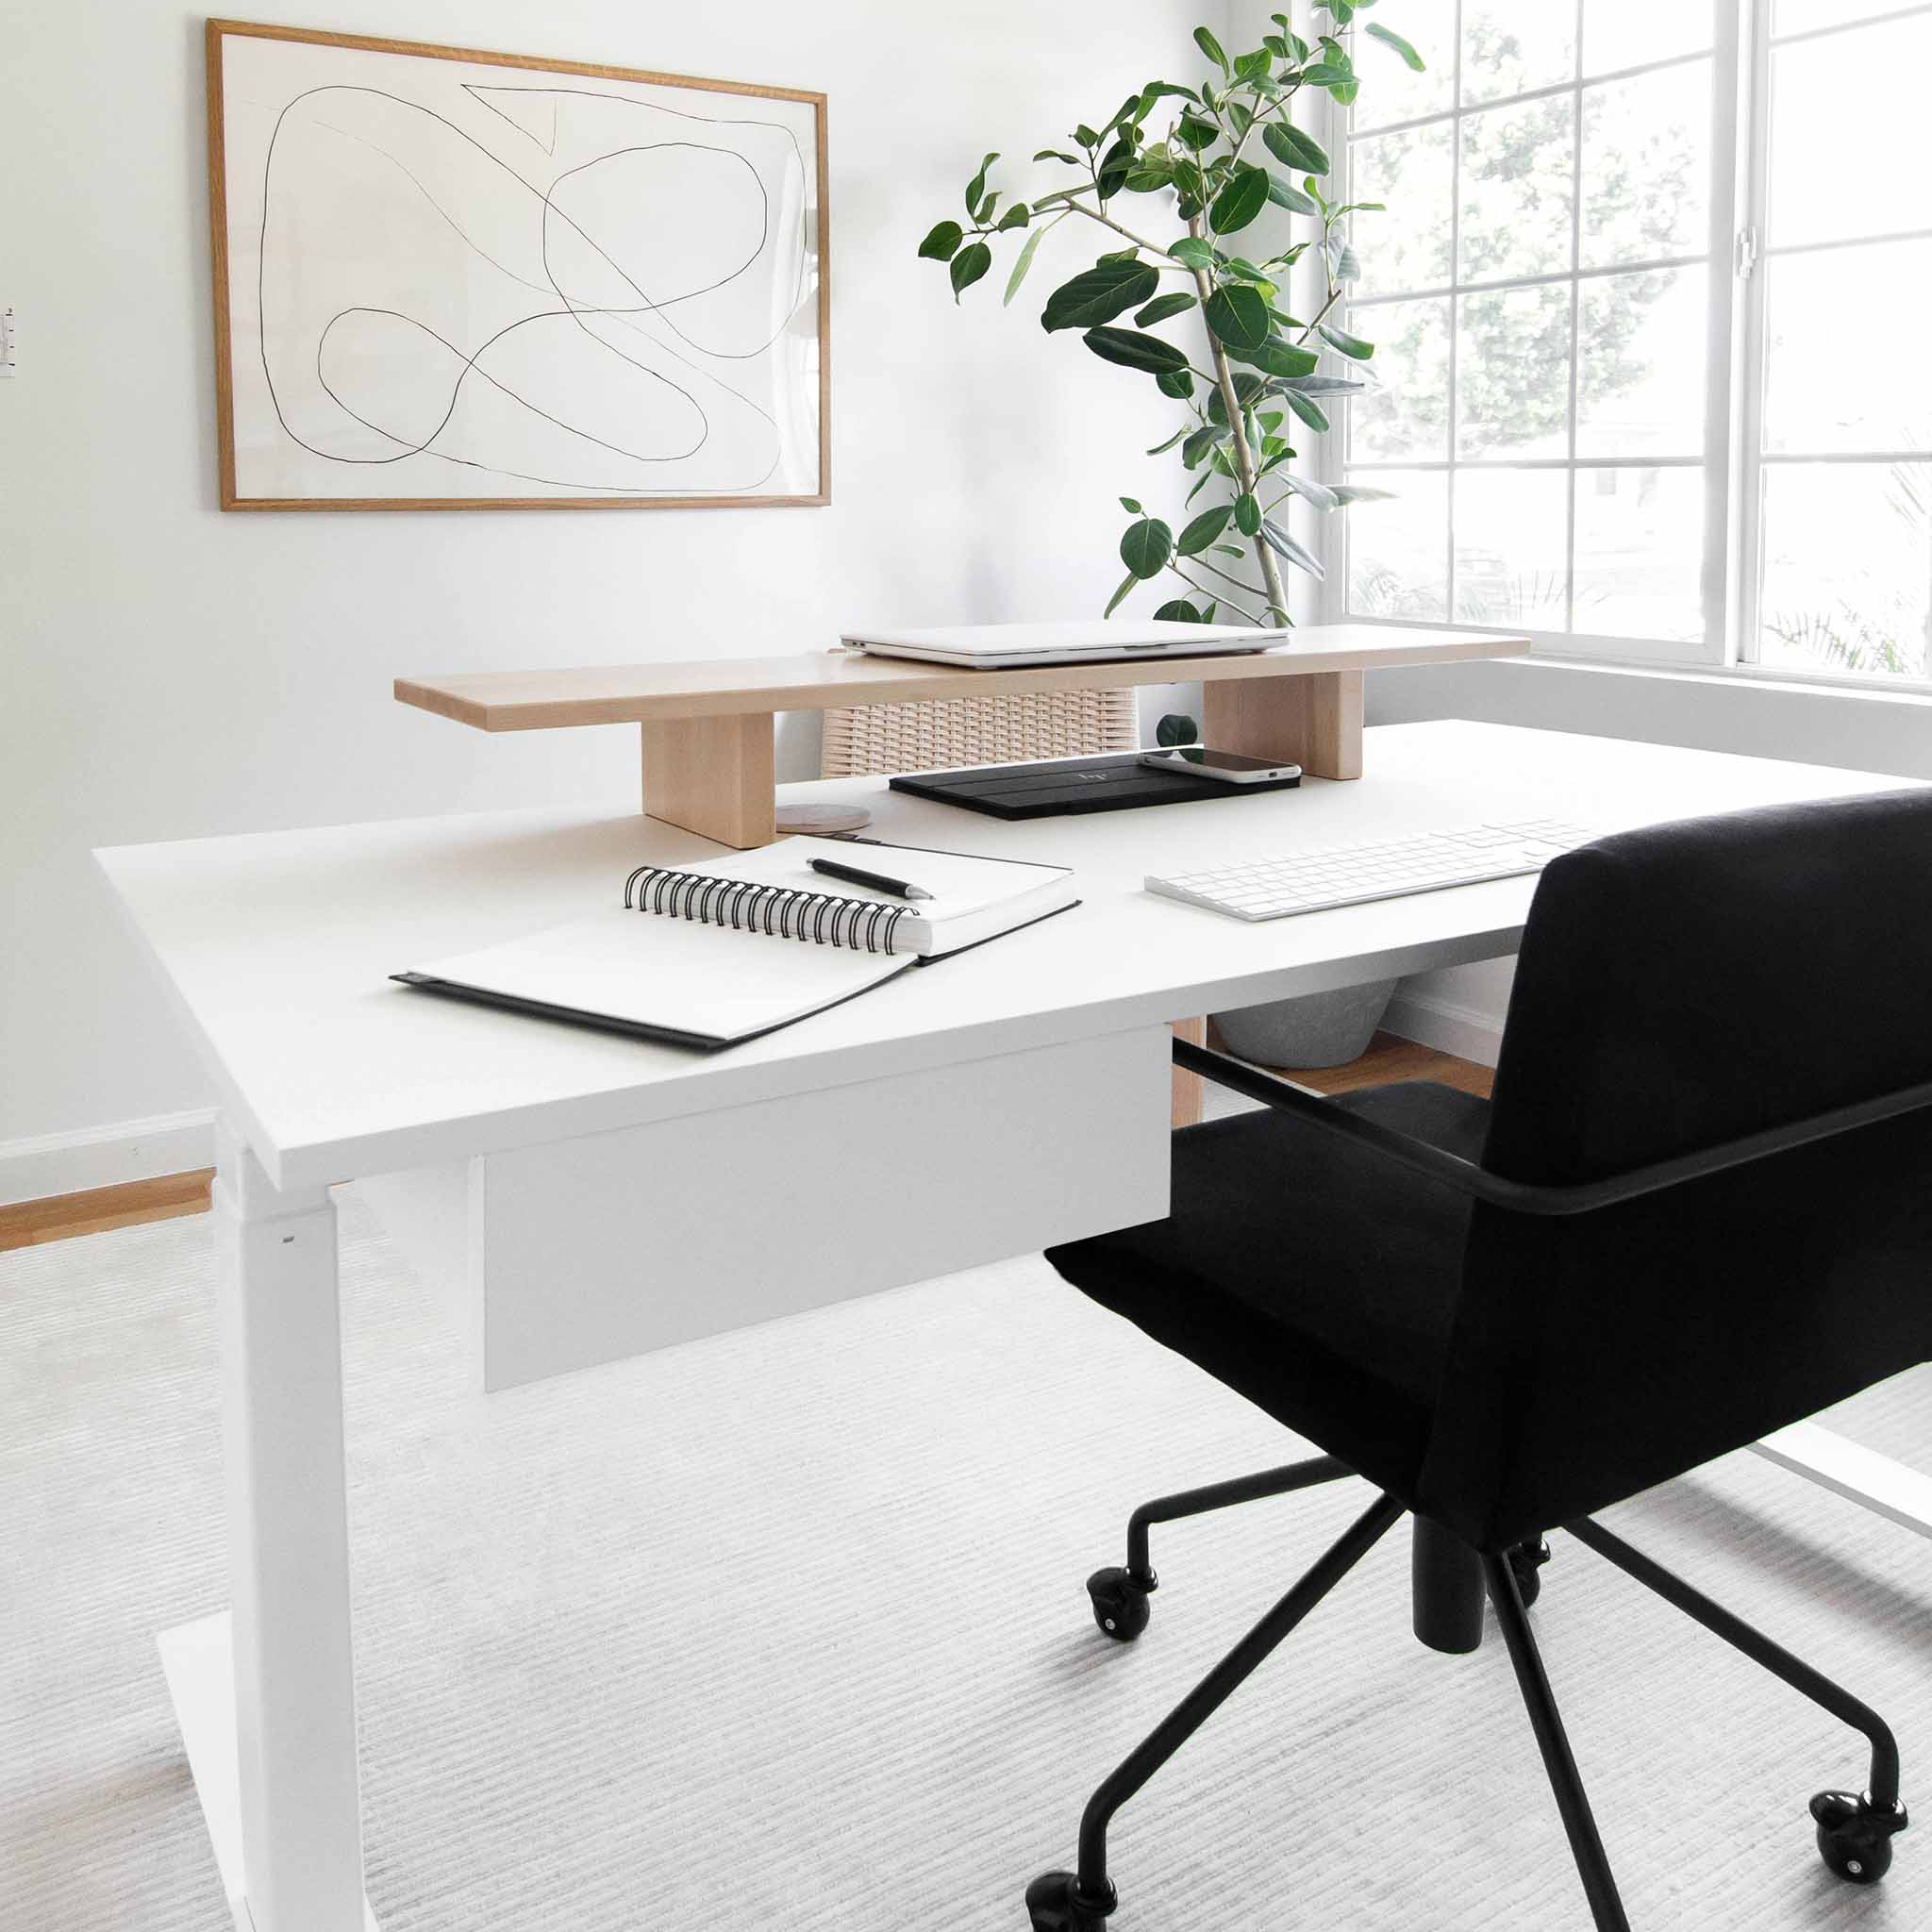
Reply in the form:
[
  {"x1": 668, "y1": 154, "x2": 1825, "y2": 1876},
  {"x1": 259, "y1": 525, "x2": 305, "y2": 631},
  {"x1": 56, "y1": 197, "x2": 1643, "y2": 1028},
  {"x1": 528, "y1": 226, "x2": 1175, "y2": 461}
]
[{"x1": 0, "y1": 308, "x2": 14, "y2": 378}]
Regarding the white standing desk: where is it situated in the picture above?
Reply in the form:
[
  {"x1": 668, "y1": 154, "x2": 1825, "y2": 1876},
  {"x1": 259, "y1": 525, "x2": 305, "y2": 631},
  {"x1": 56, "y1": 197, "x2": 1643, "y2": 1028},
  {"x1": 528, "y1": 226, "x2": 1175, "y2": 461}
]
[{"x1": 94, "y1": 721, "x2": 1932, "y2": 1932}]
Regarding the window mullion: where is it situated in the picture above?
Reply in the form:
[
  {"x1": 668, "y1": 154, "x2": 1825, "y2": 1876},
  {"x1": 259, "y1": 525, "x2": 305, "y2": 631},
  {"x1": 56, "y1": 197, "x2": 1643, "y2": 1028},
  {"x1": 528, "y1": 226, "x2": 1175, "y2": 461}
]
[
  {"x1": 1562, "y1": 0, "x2": 1584, "y2": 640},
  {"x1": 1731, "y1": 0, "x2": 1774, "y2": 667}
]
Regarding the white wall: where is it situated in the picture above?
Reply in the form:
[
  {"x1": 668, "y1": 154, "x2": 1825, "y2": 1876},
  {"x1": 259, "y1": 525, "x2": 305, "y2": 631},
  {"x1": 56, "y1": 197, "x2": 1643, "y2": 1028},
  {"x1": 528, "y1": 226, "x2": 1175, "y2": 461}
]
[{"x1": 1, "y1": 0, "x2": 1219, "y2": 1178}]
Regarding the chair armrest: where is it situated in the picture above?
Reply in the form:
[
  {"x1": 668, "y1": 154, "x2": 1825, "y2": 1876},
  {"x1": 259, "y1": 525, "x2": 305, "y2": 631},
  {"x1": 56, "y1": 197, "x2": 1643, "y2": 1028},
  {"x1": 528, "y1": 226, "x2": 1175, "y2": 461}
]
[{"x1": 1173, "y1": 1037, "x2": 1932, "y2": 1220}]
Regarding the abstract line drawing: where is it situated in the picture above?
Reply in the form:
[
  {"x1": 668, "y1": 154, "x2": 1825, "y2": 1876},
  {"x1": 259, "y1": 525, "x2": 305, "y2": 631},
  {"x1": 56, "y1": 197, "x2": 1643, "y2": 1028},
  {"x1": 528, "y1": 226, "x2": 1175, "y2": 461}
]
[{"x1": 207, "y1": 22, "x2": 828, "y2": 509}]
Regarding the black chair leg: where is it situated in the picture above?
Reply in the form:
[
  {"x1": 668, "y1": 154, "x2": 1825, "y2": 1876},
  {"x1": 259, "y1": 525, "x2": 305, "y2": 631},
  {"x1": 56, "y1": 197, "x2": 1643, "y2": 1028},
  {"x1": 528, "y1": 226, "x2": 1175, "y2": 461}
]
[
  {"x1": 1027, "y1": 1491, "x2": 1403, "y2": 1931},
  {"x1": 1412, "y1": 1515, "x2": 1487, "y2": 1654},
  {"x1": 1566, "y1": 1516, "x2": 1908, "y2": 1882},
  {"x1": 1485, "y1": 1553, "x2": 1633, "y2": 1932},
  {"x1": 1085, "y1": 1453, "x2": 1353, "y2": 1643}
]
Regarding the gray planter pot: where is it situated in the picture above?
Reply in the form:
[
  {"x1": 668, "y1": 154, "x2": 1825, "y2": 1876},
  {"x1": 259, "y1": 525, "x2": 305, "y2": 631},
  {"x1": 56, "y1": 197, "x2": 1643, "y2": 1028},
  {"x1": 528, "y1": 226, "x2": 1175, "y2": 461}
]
[{"x1": 1211, "y1": 977, "x2": 1399, "y2": 1070}]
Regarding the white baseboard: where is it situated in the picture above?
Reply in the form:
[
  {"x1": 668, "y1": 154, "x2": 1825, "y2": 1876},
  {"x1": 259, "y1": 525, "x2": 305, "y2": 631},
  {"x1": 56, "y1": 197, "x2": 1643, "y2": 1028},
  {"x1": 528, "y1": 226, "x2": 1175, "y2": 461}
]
[
  {"x1": 0, "y1": 1108, "x2": 217, "y2": 1208},
  {"x1": 1382, "y1": 990, "x2": 1505, "y2": 1068}
]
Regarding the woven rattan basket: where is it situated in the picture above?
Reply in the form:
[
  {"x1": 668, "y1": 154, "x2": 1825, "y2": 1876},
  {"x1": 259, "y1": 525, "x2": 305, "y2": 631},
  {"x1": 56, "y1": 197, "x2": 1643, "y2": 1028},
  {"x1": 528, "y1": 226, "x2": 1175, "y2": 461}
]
[{"x1": 820, "y1": 687, "x2": 1139, "y2": 778}]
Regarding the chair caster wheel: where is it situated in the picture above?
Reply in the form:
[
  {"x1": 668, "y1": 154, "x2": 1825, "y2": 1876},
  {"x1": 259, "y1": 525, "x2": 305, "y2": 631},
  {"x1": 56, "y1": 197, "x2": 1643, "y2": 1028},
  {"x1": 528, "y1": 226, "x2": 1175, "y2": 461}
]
[
  {"x1": 1507, "y1": 1536, "x2": 1551, "y2": 1608},
  {"x1": 1811, "y1": 1790, "x2": 1907, "y2": 1884},
  {"x1": 1086, "y1": 1566, "x2": 1152, "y2": 1641},
  {"x1": 1025, "y1": 1869, "x2": 1116, "y2": 1931}
]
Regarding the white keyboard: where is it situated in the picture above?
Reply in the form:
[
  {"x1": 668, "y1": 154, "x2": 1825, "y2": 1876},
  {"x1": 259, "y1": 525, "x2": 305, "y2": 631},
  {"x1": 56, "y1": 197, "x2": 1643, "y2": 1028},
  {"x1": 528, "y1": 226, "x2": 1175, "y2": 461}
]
[{"x1": 1145, "y1": 819, "x2": 1599, "y2": 922}]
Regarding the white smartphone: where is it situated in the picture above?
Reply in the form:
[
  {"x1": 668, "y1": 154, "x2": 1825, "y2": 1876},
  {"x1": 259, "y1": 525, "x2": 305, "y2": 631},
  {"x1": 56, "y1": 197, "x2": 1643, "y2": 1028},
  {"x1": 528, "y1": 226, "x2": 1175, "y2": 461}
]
[{"x1": 1139, "y1": 747, "x2": 1302, "y2": 785}]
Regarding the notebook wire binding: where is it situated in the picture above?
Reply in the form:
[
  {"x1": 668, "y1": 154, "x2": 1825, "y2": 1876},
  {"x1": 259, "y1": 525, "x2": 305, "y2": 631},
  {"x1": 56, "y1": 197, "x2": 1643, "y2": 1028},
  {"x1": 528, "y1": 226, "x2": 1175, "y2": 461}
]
[{"x1": 623, "y1": 864, "x2": 913, "y2": 954}]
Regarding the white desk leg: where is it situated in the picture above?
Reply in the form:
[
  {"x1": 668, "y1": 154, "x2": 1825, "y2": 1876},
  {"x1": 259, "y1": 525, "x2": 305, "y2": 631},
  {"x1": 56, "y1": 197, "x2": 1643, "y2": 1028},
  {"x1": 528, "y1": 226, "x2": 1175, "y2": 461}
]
[{"x1": 159, "y1": 1121, "x2": 374, "y2": 1932}]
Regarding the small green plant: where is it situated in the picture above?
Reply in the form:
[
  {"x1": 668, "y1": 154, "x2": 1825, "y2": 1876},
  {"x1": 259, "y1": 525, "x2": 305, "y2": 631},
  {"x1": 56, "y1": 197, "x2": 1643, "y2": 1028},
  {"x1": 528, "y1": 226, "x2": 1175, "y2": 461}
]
[{"x1": 918, "y1": 7, "x2": 1422, "y2": 627}]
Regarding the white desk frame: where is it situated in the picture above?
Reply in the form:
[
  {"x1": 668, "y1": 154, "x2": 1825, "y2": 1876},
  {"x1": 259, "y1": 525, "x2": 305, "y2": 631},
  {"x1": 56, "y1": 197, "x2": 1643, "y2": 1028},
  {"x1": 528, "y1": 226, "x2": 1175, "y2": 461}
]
[{"x1": 96, "y1": 723, "x2": 1931, "y2": 1932}]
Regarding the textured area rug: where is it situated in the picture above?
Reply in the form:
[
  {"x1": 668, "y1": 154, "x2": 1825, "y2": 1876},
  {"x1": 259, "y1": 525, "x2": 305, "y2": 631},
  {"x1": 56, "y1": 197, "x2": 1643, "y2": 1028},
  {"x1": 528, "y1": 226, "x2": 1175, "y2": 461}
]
[{"x1": 3, "y1": 1199, "x2": 1928, "y2": 1930}]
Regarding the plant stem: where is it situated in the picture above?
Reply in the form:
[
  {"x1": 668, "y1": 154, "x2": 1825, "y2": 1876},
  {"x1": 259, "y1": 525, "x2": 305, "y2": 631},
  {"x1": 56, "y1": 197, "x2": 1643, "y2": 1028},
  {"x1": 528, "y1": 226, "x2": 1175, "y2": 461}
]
[
  {"x1": 1051, "y1": 187, "x2": 1180, "y2": 261},
  {"x1": 1185, "y1": 214, "x2": 1288, "y2": 622},
  {"x1": 1189, "y1": 554, "x2": 1270, "y2": 599},
  {"x1": 1168, "y1": 561, "x2": 1265, "y2": 624}
]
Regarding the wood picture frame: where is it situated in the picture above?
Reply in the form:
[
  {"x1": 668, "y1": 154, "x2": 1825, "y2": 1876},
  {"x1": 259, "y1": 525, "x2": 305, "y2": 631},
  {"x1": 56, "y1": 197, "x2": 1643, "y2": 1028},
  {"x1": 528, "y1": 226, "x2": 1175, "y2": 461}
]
[{"x1": 205, "y1": 19, "x2": 830, "y2": 511}]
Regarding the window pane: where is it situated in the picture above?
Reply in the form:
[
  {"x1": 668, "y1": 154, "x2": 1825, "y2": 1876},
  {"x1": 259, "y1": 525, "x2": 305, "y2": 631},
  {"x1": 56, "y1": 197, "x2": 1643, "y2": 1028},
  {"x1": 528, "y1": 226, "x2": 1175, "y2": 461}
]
[
  {"x1": 1576, "y1": 267, "x2": 1707, "y2": 459},
  {"x1": 1457, "y1": 284, "x2": 1572, "y2": 459},
  {"x1": 1774, "y1": 2, "x2": 1911, "y2": 37},
  {"x1": 1459, "y1": 94, "x2": 1575, "y2": 283},
  {"x1": 1769, "y1": 15, "x2": 1932, "y2": 248},
  {"x1": 1580, "y1": 61, "x2": 1711, "y2": 269},
  {"x1": 1582, "y1": 0, "x2": 1713, "y2": 76},
  {"x1": 1758, "y1": 463, "x2": 1932, "y2": 679},
  {"x1": 1346, "y1": 471, "x2": 1450, "y2": 622},
  {"x1": 1351, "y1": 124, "x2": 1454, "y2": 295},
  {"x1": 1462, "y1": 0, "x2": 1577, "y2": 106},
  {"x1": 1454, "y1": 470, "x2": 1570, "y2": 629},
  {"x1": 1764, "y1": 242, "x2": 1932, "y2": 456},
  {"x1": 1353, "y1": 23, "x2": 1454, "y2": 129},
  {"x1": 1574, "y1": 467, "x2": 1706, "y2": 641},
  {"x1": 1348, "y1": 298, "x2": 1451, "y2": 462}
]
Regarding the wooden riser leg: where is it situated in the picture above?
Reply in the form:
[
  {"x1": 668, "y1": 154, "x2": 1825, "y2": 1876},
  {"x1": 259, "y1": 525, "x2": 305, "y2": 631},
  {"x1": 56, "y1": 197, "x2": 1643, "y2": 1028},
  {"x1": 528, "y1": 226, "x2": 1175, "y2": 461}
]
[
  {"x1": 1171, "y1": 1016, "x2": 1207, "y2": 1127},
  {"x1": 641, "y1": 712, "x2": 777, "y2": 848},
  {"x1": 1203, "y1": 669, "x2": 1364, "y2": 780}
]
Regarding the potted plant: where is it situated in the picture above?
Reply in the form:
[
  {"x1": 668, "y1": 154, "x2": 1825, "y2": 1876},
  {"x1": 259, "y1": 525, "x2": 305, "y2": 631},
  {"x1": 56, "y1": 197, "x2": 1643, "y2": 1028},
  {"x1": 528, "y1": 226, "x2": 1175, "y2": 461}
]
[{"x1": 919, "y1": 6, "x2": 1425, "y2": 1066}]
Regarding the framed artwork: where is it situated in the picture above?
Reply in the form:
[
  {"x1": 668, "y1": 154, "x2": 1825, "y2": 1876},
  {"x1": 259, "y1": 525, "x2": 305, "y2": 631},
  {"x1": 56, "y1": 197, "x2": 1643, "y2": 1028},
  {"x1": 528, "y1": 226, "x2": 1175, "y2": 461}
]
[{"x1": 205, "y1": 20, "x2": 828, "y2": 510}]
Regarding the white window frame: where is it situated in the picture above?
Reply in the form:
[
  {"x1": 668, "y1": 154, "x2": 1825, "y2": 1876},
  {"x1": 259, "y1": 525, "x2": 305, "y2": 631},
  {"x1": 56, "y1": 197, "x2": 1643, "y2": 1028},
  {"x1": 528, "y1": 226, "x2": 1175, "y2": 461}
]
[{"x1": 1314, "y1": 0, "x2": 1932, "y2": 695}]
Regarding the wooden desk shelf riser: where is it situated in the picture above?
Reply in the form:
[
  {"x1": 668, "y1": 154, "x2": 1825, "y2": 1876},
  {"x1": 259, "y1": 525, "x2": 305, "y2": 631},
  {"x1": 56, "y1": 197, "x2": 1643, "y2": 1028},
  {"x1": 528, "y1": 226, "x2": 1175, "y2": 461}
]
[{"x1": 395, "y1": 625, "x2": 1528, "y2": 850}]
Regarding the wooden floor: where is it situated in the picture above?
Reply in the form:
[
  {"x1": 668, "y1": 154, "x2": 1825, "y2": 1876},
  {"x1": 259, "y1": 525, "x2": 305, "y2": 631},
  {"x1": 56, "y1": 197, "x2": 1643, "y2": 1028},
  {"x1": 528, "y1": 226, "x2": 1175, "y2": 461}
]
[
  {"x1": 0, "y1": 1170, "x2": 214, "y2": 1253},
  {"x1": 0, "y1": 1036, "x2": 1490, "y2": 1254}
]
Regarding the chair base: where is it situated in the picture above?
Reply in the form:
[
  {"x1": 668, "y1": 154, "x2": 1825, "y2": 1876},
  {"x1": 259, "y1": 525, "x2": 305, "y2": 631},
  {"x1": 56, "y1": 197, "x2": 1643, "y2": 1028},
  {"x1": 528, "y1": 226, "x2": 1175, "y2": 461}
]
[{"x1": 1034, "y1": 1474, "x2": 1907, "y2": 1931}]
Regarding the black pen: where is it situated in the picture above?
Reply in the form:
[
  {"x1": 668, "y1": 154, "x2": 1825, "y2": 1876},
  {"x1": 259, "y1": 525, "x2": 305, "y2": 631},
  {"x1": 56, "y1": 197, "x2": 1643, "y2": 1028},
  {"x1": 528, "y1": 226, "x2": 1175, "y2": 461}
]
[{"x1": 808, "y1": 857, "x2": 935, "y2": 901}]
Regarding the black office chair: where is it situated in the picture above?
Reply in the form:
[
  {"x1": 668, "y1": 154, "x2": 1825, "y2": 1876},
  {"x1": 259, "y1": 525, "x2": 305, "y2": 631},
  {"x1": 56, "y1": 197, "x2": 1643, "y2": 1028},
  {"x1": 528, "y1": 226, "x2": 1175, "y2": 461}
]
[{"x1": 1025, "y1": 790, "x2": 1932, "y2": 1931}]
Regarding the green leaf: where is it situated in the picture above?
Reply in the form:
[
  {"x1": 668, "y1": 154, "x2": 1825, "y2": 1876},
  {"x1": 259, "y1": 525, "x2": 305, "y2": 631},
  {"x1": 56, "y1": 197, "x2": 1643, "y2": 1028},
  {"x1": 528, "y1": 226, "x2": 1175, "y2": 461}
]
[
  {"x1": 1265, "y1": 175, "x2": 1321, "y2": 216},
  {"x1": 1041, "y1": 258, "x2": 1161, "y2": 331},
  {"x1": 1120, "y1": 496, "x2": 1142, "y2": 513},
  {"x1": 1003, "y1": 225, "x2": 1048, "y2": 305},
  {"x1": 1154, "y1": 709, "x2": 1202, "y2": 746},
  {"x1": 1146, "y1": 425, "x2": 1190, "y2": 455},
  {"x1": 1203, "y1": 282, "x2": 1270, "y2": 352},
  {"x1": 1331, "y1": 483, "x2": 1396, "y2": 505},
  {"x1": 1365, "y1": 22, "x2": 1426, "y2": 71},
  {"x1": 1104, "y1": 571, "x2": 1140, "y2": 619},
  {"x1": 1135, "y1": 291, "x2": 1199, "y2": 327},
  {"x1": 1095, "y1": 134, "x2": 1138, "y2": 198},
  {"x1": 1170, "y1": 236, "x2": 1219, "y2": 271},
  {"x1": 1176, "y1": 504, "x2": 1233, "y2": 555},
  {"x1": 1182, "y1": 423, "x2": 1228, "y2": 467},
  {"x1": 1083, "y1": 326, "x2": 1191, "y2": 375},
  {"x1": 996, "y1": 203, "x2": 1031, "y2": 232},
  {"x1": 1120, "y1": 516, "x2": 1174, "y2": 579},
  {"x1": 1279, "y1": 373, "x2": 1365, "y2": 395},
  {"x1": 1274, "y1": 472, "x2": 1339, "y2": 511},
  {"x1": 1074, "y1": 125, "x2": 1101, "y2": 149},
  {"x1": 1260, "y1": 518, "x2": 1326, "y2": 579},
  {"x1": 1327, "y1": 237, "x2": 1362, "y2": 281},
  {"x1": 963, "y1": 152, "x2": 998, "y2": 218},
  {"x1": 1156, "y1": 368, "x2": 1197, "y2": 399},
  {"x1": 1193, "y1": 25, "x2": 1231, "y2": 70},
  {"x1": 1226, "y1": 337, "x2": 1322, "y2": 380},
  {"x1": 1262, "y1": 122, "x2": 1331, "y2": 175},
  {"x1": 1317, "y1": 323, "x2": 1374, "y2": 359},
  {"x1": 1234, "y1": 492, "x2": 1261, "y2": 536},
  {"x1": 1175, "y1": 111, "x2": 1222, "y2": 151},
  {"x1": 1033, "y1": 148, "x2": 1082, "y2": 164},
  {"x1": 950, "y1": 242, "x2": 992, "y2": 301},
  {"x1": 1302, "y1": 62, "x2": 1353, "y2": 90},
  {"x1": 1208, "y1": 165, "x2": 1270, "y2": 235},
  {"x1": 917, "y1": 221, "x2": 963, "y2": 262},
  {"x1": 1139, "y1": 81, "x2": 1200, "y2": 113},
  {"x1": 1282, "y1": 390, "x2": 1331, "y2": 432}
]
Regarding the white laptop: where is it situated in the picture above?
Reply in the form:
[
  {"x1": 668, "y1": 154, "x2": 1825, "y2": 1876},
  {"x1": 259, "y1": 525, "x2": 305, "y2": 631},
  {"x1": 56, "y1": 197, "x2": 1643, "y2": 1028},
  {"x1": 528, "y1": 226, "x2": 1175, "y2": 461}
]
[{"x1": 841, "y1": 619, "x2": 1288, "y2": 670}]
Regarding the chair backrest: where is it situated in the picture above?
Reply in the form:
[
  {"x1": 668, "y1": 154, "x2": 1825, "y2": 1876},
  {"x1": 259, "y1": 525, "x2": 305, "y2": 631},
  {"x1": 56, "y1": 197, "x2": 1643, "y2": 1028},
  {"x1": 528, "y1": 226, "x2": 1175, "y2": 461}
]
[
  {"x1": 1420, "y1": 789, "x2": 1932, "y2": 1548},
  {"x1": 820, "y1": 688, "x2": 1139, "y2": 777}
]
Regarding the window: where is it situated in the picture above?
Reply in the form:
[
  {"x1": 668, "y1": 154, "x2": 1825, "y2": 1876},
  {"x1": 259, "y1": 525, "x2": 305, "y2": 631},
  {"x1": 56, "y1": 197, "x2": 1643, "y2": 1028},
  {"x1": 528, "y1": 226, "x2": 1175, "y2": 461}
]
[{"x1": 1326, "y1": 2, "x2": 1932, "y2": 689}]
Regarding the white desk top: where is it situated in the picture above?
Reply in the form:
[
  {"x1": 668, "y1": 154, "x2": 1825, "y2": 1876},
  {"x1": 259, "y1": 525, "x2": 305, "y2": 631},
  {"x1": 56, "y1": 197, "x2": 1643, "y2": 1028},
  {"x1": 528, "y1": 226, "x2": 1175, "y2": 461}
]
[{"x1": 96, "y1": 722, "x2": 1908, "y2": 1189}]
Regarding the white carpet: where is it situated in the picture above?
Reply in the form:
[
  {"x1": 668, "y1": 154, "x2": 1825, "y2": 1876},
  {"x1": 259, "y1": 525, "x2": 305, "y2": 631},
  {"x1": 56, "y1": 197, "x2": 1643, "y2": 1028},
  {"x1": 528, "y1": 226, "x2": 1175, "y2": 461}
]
[{"x1": 2, "y1": 1200, "x2": 1927, "y2": 1930}]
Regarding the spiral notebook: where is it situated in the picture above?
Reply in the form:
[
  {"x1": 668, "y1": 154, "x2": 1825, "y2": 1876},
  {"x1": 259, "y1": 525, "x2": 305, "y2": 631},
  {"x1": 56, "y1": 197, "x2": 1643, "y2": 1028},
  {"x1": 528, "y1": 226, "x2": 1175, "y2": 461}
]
[{"x1": 394, "y1": 837, "x2": 1077, "y2": 1050}]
